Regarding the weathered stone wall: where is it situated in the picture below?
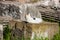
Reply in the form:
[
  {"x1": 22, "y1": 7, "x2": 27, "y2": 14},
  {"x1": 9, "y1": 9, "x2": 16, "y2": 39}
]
[
  {"x1": 30, "y1": 22, "x2": 59, "y2": 40},
  {"x1": 0, "y1": 1, "x2": 59, "y2": 40},
  {"x1": 37, "y1": 6, "x2": 60, "y2": 22},
  {"x1": 9, "y1": 21, "x2": 59, "y2": 40},
  {"x1": 0, "y1": 1, "x2": 60, "y2": 23}
]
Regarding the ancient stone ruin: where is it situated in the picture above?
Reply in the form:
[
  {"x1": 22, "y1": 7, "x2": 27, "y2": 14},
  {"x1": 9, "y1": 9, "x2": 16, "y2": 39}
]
[{"x1": 0, "y1": 1, "x2": 59, "y2": 40}]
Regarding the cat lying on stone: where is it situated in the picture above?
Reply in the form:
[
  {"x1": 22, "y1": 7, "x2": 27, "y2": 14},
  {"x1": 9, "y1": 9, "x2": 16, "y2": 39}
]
[{"x1": 0, "y1": 2, "x2": 43, "y2": 23}]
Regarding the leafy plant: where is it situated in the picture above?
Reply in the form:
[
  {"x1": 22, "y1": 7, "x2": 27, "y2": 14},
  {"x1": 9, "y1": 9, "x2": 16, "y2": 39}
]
[
  {"x1": 52, "y1": 33, "x2": 60, "y2": 40},
  {"x1": 32, "y1": 34, "x2": 49, "y2": 40},
  {"x1": 3, "y1": 25, "x2": 11, "y2": 40}
]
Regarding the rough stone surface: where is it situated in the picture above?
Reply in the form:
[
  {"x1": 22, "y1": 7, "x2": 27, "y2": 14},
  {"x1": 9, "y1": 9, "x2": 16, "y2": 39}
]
[
  {"x1": 0, "y1": 1, "x2": 60, "y2": 23},
  {"x1": 37, "y1": 5, "x2": 60, "y2": 22},
  {"x1": 0, "y1": 2, "x2": 42, "y2": 23},
  {"x1": 0, "y1": 2, "x2": 21, "y2": 22},
  {"x1": 9, "y1": 21, "x2": 59, "y2": 40}
]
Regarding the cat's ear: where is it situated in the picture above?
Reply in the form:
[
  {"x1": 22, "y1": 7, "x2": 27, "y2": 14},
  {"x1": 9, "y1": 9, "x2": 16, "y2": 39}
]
[
  {"x1": 26, "y1": 13, "x2": 31, "y2": 16},
  {"x1": 28, "y1": 13, "x2": 30, "y2": 16}
]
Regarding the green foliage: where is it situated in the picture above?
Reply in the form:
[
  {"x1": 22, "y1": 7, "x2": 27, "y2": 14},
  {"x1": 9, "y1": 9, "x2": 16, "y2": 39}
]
[
  {"x1": 32, "y1": 34, "x2": 49, "y2": 40},
  {"x1": 33, "y1": 37, "x2": 49, "y2": 40},
  {"x1": 52, "y1": 33, "x2": 60, "y2": 40},
  {"x1": 3, "y1": 25, "x2": 11, "y2": 40}
]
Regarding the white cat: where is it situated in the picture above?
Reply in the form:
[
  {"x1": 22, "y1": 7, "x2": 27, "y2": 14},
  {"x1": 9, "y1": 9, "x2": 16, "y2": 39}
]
[
  {"x1": 26, "y1": 13, "x2": 42, "y2": 23},
  {"x1": 19, "y1": 4, "x2": 43, "y2": 23}
]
